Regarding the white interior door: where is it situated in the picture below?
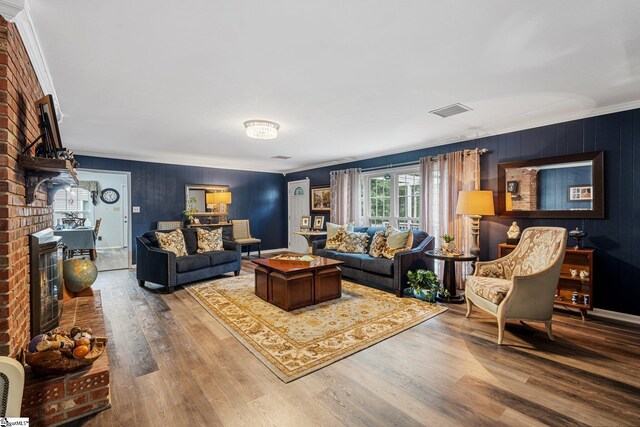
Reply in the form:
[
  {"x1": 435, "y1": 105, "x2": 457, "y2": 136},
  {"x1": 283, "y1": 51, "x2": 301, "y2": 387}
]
[
  {"x1": 121, "y1": 183, "x2": 128, "y2": 248},
  {"x1": 288, "y1": 179, "x2": 310, "y2": 253}
]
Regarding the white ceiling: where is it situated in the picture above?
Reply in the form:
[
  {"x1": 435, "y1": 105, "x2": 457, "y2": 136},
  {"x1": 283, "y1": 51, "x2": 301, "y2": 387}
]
[{"x1": 28, "y1": 0, "x2": 640, "y2": 173}]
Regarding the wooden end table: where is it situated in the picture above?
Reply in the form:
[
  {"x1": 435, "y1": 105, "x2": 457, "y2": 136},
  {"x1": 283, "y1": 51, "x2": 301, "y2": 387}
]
[
  {"x1": 424, "y1": 250, "x2": 476, "y2": 304},
  {"x1": 252, "y1": 254, "x2": 343, "y2": 311}
]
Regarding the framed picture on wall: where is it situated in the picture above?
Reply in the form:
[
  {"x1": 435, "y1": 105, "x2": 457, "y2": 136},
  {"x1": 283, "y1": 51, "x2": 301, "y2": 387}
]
[
  {"x1": 568, "y1": 185, "x2": 593, "y2": 201},
  {"x1": 313, "y1": 216, "x2": 325, "y2": 231},
  {"x1": 311, "y1": 186, "x2": 331, "y2": 213},
  {"x1": 300, "y1": 215, "x2": 311, "y2": 230},
  {"x1": 506, "y1": 181, "x2": 518, "y2": 194}
]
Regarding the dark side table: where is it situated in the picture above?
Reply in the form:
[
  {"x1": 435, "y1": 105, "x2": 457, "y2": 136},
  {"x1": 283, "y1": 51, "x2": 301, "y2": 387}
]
[{"x1": 424, "y1": 250, "x2": 476, "y2": 304}]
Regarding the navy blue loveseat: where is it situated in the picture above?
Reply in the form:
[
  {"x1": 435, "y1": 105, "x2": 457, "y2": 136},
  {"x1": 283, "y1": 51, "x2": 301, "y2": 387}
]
[
  {"x1": 136, "y1": 227, "x2": 241, "y2": 293},
  {"x1": 312, "y1": 226, "x2": 434, "y2": 297}
]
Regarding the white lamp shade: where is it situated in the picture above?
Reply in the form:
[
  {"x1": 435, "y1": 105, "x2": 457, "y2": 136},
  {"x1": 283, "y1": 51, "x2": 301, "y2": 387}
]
[{"x1": 456, "y1": 190, "x2": 495, "y2": 216}]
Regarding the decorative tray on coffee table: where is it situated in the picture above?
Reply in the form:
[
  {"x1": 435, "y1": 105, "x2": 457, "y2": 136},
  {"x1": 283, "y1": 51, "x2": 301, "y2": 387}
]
[{"x1": 271, "y1": 253, "x2": 317, "y2": 263}]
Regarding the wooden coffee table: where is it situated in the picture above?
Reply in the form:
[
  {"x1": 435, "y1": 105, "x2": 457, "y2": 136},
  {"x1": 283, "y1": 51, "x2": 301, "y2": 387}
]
[{"x1": 252, "y1": 254, "x2": 344, "y2": 311}]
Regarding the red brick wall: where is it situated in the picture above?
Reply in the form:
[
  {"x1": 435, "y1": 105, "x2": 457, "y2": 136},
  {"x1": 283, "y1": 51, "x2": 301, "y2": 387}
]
[{"x1": 0, "y1": 16, "x2": 52, "y2": 357}]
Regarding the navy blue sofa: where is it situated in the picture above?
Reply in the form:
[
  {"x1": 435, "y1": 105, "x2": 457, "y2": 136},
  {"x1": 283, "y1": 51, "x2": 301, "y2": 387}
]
[
  {"x1": 136, "y1": 227, "x2": 241, "y2": 293},
  {"x1": 312, "y1": 226, "x2": 434, "y2": 297}
]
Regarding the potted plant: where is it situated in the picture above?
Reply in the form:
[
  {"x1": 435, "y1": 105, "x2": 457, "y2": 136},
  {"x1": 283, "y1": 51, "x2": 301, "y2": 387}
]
[
  {"x1": 440, "y1": 234, "x2": 455, "y2": 252},
  {"x1": 182, "y1": 196, "x2": 198, "y2": 224},
  {"x1": 406, "y1": 269, "x2": 449, "y2": 302}
]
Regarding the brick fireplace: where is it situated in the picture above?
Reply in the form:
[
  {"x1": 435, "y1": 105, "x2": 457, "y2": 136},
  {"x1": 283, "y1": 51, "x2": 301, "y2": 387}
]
[
  {"x1": 0, "y1": 15, "x2": 112, "y2": 425},
  {"x1": 0, "y1": 16, "x2": 52, "y2": 358}
]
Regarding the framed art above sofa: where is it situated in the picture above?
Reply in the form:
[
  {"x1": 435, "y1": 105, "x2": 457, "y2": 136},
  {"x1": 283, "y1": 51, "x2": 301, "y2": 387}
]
[{"x1": 311, "y1": 186, "x2": 331, "y2": 213}]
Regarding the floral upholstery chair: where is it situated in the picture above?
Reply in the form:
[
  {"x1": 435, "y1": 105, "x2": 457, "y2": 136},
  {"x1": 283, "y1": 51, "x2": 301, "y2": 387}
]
[
  {"x1": 0, "y1": 356, "x2": 25, "y2": 417},
  {"x1": 465, "y1": 227, "x2": 567, "y2": 344}
]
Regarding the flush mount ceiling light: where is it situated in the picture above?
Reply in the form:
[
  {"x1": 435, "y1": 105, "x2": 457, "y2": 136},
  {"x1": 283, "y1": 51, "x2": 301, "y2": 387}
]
[{"x1": 244, "y1": 120, "x2": 280, "y2": 140}]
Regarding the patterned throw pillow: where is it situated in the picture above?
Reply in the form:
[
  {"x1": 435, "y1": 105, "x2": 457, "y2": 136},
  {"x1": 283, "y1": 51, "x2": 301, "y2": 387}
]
[
  {"x1": 337, "y1": 231, "x2": 369, "y2": 254},
  {"x1": 325, "y1": 222, "x2": 354, "y2": 250},
  {"x1": 382, "y1": 225, "x2": 414, "y2": 260},
  {"x1": 369, "y1": 230, "x2": 387, "y2": 258},
  {"x1": 196, "y1": 227, "x2": 224, "y2": 253},
  {"x1": 155, "y1": 230, "x2": 187, "y2": 257}
]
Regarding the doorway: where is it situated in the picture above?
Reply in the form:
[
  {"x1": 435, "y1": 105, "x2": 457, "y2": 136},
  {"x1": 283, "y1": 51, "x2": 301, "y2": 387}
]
[
  {"x1": 288, "y1": 179, "x2": 310, "y2": 253},
  {"x1": 77, "y1": 169, "x2": 131, "y2": 271}
]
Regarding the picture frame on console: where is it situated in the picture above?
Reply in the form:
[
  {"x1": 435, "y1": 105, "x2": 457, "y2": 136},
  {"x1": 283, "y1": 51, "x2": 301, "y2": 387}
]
[
  {"x1": 313, "y1": 216, "x2": 325, "y2": 231},
  {"x1": 311, "y1": 186, "x2": 331, "y2": 213},
  {"x1": 300, "y1": 216, "x2": 311, "y2": 230}
]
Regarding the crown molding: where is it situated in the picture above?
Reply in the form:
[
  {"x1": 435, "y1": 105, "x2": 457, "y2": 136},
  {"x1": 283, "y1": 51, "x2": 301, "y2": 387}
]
[
  {"x1": 4, "y1": 0, "x2": 62, "y2": 120},
  {"x1": 0, "y1": 0, "x2": 24, "y2": 20}
]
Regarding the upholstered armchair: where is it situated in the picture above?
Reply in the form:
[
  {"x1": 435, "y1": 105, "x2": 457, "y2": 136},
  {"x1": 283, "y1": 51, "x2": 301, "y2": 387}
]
[
  {"x1": 465, "y1": 227, "x2": 567, "y2": 344},
  {"x1": 0, "y1": 356, "x2": 25, "y2": 417}
]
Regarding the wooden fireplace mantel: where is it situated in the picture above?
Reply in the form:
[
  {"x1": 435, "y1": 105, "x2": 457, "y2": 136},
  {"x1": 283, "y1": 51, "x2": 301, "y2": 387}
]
[{"x1": 18, "y1": 155, "x2": 78, "y2": 205}]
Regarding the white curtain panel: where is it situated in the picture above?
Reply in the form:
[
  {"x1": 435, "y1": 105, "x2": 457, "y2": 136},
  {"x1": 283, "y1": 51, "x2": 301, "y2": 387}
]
[
  {"x1": 419, "y1": 150, "x2": 480, "y2": 288},
  {"x1": 329, "y1": 168, "x2": 362, "y2": 225}
]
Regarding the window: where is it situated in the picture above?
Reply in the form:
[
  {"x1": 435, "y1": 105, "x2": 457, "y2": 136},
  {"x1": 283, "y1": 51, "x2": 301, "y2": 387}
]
[
  {"x1": 53, "y1": 187, "x2": 92, "y2": 225},
  {"x1": 362, "y1": 167, "x2": 420, "y2": 229}
]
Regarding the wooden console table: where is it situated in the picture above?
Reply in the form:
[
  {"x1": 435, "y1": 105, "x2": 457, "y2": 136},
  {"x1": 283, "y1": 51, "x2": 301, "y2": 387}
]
[
  {"x1": 252, "y1": 256, "x2": 343, "y2": 311},
  {"x1": 293, "y1": 231, "x2": 327, "y2": 254},
  {"x1": 499, "y1": 244, "x2": 594, "y2": 319}
]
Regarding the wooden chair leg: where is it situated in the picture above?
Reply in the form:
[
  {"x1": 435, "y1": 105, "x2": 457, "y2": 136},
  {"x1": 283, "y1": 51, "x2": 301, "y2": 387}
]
[
  {"x1": 545, "y1": 321, "x2": 555, "y2": 341},
  {"x1": 465, "y1": 297, "x2": 473, "y2": 318},
  {"x1": 497, "y1": 312, "x2": 507, "y2": 345}
]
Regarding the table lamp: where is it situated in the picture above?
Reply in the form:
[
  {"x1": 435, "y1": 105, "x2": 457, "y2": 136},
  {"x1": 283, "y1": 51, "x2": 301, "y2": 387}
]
[
  {"x1": 456, "y1": 190, "x2": 495, "y2": 260},
  {"x1": 206, "y1": 192, "x2": 232, "y2": 222}
]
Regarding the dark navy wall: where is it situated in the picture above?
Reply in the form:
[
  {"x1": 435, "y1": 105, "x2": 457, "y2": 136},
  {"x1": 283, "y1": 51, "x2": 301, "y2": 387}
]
[
  {"x1": 75, "y1": 156, "x2": 288, "y2": 262},
  {"x1": 287, "y1": 108, "x2": 640, "y2": 316},
  {"x1": 538, "y1": 166, "x2": 592, "y2": 210}
]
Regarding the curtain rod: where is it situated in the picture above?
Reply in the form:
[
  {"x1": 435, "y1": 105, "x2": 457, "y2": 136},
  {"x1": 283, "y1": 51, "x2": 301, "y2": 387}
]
[{"x1": 360, "y1": 148, "x2": 489, "y2": 172}]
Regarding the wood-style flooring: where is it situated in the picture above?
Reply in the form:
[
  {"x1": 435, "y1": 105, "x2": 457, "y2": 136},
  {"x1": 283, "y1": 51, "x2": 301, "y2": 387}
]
[
  {"x1": 72, "y1": 257, "x2": 640, "y2": 426},
  {"x1": 93, "y1": 248, "x2": 129, "y2": 272}
]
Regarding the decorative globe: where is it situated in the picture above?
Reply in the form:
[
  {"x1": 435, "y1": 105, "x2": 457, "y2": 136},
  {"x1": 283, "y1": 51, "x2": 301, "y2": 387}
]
[{"x1": 63, "y1": 258, "x2": 98, "y2": 292}]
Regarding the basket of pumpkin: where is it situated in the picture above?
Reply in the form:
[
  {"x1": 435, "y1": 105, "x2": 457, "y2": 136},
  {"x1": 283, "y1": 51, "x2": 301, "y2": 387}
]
[{"x1": 24, "y1": 326, "x2": 107, "y2": 376}]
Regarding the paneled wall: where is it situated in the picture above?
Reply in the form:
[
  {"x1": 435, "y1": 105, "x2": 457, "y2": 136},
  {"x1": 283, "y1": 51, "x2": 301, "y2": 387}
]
[
  {"x1": 74, "y1": 156, "x2": 288, "y2": 261},
  {"x1": 287, "y1": 108, "x2": 640, "y2": 316}
]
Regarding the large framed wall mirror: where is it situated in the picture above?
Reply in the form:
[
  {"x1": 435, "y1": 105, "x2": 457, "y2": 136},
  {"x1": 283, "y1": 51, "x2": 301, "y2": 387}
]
[
  {"x1": 185, "y1": 184, "x2": 231, "y2": 222},
  {"x1": 497, "y1": 151, "x2": 604, "y2": 218}
]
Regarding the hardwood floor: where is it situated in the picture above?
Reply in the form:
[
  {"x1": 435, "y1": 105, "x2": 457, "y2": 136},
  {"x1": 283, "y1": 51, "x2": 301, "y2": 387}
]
[
  {"x1": 93, "y1": 248, "x2": 129, "y2": 272},
  {"x1": 72, "y1": 259, "x2": 640, "y2": 426}
]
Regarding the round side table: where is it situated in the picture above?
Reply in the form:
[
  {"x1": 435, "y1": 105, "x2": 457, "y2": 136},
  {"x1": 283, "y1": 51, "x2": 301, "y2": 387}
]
[{"x1": 424, "y1": 250, "x2": 476, "y2": 304}]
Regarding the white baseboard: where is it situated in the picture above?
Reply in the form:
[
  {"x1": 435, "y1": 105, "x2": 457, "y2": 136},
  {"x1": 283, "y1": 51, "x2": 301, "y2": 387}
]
[{"x1": 591, "y1": 308, "x2": 640, "y2": 325}]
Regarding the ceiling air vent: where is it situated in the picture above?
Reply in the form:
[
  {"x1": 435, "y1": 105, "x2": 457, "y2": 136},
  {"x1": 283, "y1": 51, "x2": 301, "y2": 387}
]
[
  {"x1": 271, "y1": 155, "x2": 291, "y2": 160},
  {"x1": 429, "y1": 103, "x2": 473, "y2": 118}
]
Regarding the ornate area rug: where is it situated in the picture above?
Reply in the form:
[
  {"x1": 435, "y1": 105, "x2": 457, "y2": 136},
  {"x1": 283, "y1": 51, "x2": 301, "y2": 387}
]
[{"x1": 186, "y1": 275, "x2": 447, "y2": 382}]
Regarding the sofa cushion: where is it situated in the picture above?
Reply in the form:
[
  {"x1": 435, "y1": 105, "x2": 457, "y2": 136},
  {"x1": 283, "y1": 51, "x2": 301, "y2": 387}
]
[
  {"x1": 202, "y1": 250, "x2": 238, "y2": 266},
  {"x1": 155, "y1": 230, "x2": 188, "y2": 257},
  {"x1": 368, "y1": 230, "x2": 386, "y2": 258},
  {"x1": 361, "y1": 257, "x2": 394, "y2": 277},
  {"x1": 325, "y1": 223, "x2": 354, "y2": 249},
  {"x1": 175, "y1": 254, "x2": 210, "y2": 273},
  {"x1": 337, "y1": 231, "x2": 369, "y2": 254},
  {"x1": 197, "y1": 227, "x2": 223, "y2": 253},
  {"x1": 382, "y1": 226, "x2": 413, "y2": 259},
  {"x1": 143, "y1": 230, "x2": 160, "y2": 247},
  {"x1": 334, "y1": 253, "x2": 370, "y2": 269},
  {"x1": 411, "y1": 231, "x2": 428, "y2": 248},
  {"x1": 181, "y1": 228, "x2": 199, "y2": 254},
  {"x1": 316, "y1": 249, "x2": 338, "y2": 259},
  {"x1": 466, "y1": 276, "x2": 512, "y2": 304}
]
